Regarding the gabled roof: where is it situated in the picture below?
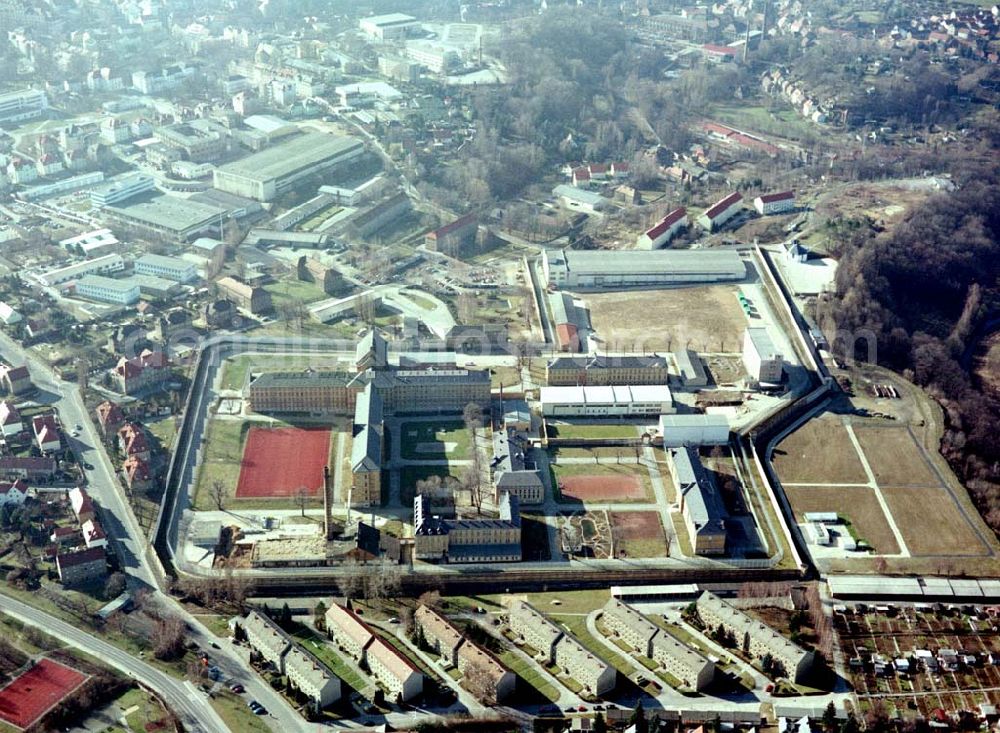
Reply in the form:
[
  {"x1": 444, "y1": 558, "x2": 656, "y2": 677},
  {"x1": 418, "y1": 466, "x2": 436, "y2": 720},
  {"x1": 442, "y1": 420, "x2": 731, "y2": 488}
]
[
  {"x1": 56, "y1": 546, "x2": 105, "y2": 569},
  {"x1": 702, "y1": 191, "x2": 742, "y2": 220},
  {"x1": 756, "y1": 190, "x2": 795, "y2": 204},
  {"x1": 123, "y1": 455, "x2": 152, "y2": 483},
  {"x1": 0, "y1": 479, "x2": 27, "y2": 495},
  {"x1": 645, "y1": 207, "x2": 688, "y2": 239},
  {"x1": 0, "y1": 401, "x2": 20, "y2": 426},
  {"x1": 415, "y1": 605, "x2": 464, "y2": 653},
  {"x1": 96, "y1": 400, "x2": 125, "y2": 427},
  {"x1": 325, "y1": 604, "x2": 374, "y2": 650}
]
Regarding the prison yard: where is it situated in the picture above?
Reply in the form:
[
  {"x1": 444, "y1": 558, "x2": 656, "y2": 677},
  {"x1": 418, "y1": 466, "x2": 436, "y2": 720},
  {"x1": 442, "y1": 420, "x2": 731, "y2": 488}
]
[{"x1": 584, "y1": 284, "x2": 750, "y2": 353}]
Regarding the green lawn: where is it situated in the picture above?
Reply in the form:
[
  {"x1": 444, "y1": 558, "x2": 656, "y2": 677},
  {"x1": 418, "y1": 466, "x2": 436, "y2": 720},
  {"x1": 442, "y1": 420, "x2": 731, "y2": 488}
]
[
  {"x1": 399, "y1": 464, "x2": 465, "y2": 504},
  {"x1": 669, "y1": 512, "x2": 694, "y2": 557},
  {"x1": 145, "y1": 415, "x2": 177, "y2": 452},
  {"x1": 399, "y1": 420, "x2": 470, "y2": 460},
  {"x1": 495, "y1": 648, "x2": 560, "y2": 702},
  {"x1": 192, "y1": 419, "x2": 249, "y2": 510},
  {"x1": 547, "y1": 424, "x2": 642, "y2": 440},
  {"x1": 211, "y1": 689, "x2": 273, "y2": 733},
  {"x1": 291, "y1": 628, "x2": 370, "y2": 693},
  {"x1": 120, "y1": 687, "x2": 169, "y2": 732},
  {"x1": 265, "y1": 278, "x2": 328, "y2": 307},
  {"x1": 709, "y1": 102, "x2": 821, "y2": 143}
]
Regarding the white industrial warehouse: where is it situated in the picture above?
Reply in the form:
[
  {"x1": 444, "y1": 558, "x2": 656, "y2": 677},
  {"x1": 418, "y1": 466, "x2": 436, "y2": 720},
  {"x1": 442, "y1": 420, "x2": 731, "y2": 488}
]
[
  {"x1": 542, "y1": 248, "x2": 745, "y2": 290},
  {"x1": 540, "y1": 385, "x2": 674, "y2": 417}
]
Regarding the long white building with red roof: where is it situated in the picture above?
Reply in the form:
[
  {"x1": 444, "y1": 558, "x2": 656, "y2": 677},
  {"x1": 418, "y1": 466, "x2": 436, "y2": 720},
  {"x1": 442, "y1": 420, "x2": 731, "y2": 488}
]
[
  {"x1": 636, "y1": 207, "x2": 688, "y2": 249},
  {"x1": 697, "y1": 191, "x2": 743, "y2": 231},
  {"x1": 754, "y1": 190, "x2": 796, "y2": 215}
]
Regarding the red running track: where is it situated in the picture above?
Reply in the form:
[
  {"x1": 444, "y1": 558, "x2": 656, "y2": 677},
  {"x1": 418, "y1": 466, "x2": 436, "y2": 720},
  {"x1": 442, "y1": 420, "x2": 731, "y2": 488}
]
[{"x1": 235, "y1": 426, "x2": 331, "y2": 498}]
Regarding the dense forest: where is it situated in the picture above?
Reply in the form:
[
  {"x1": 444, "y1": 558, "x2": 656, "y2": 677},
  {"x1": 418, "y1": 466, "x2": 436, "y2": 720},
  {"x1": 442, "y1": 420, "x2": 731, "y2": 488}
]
[{"x1": 817, "y1": 142, "x2": 1000, "y2": 535}]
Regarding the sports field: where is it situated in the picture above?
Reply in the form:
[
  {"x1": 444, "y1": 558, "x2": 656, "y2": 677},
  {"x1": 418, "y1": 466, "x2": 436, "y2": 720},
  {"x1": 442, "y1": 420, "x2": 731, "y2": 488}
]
[
  {"x1": 552, "y1": 463, "x2": 651, "y2": 502},
  {"x1": 235, "y1": 426, "x2": 332, "y2": 498},
  {"x1": 0, "y1": 658, "x2": 89, "y2": 730}
]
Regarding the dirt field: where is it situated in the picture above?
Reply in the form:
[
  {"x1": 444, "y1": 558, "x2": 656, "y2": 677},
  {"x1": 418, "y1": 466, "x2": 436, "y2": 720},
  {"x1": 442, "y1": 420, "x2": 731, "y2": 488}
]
[
  {"x1": 881, "y1": 486, "x2": 990, "y2": 557},
  {"x1": 783, "y1": 485, "x2": 900, "y2": 555},
  {"x1": 772, "y1": 414, "x2": 868, "y2": 484},
  {"x1": 557, "y1": 472, "x2": 645, "y2": 502},
  {"x1": 610, "y1": 511, "x2": 667, "y2": 558},
  {"x1": 854, "y1": 425, "x2": 943, "y2": 487},
  {"x1": 584, "y1": 285, "x2": 747, "y2": 353},
  {"x1": 236, "y1": 427, "x2": 332, "y2": 498}
]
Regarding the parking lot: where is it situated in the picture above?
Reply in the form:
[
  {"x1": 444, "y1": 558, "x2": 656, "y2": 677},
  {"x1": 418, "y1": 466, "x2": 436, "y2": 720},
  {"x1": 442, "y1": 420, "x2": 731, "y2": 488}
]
[{"x1": 836, "y1": 603, "x2": 1000, "y2": 717}]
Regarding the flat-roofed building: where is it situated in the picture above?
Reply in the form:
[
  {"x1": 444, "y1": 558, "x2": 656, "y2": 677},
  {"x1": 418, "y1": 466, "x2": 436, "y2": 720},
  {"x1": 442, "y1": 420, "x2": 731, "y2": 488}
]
[
  {"x1": 539, "y1": 384, "x2": 673, "y2": 417},
  {"x1": 37, "y1": 254, "x2": 126, "y2": 287},
  {"x1": 59, "y1": 228, "x2": 120, "y2": 256},
  {"x1": 0, "y1": 89, "x2": 47, "y2": 124},
  {"x1": 546, "y1": 355, "x2": 669, "y2": 386},
  {"x1": 213, "y1": 133, "x2": 364, "y2": 202},
  {"x1": 89, "y1": 173, "x2": 155, "y2": 207},
  {"x1": 360, "y1": 13, "x2": 419, "y2": 40},
  {"x1": 659, "y1": 414, "x2": 730, "y2": 448},
  {"x1": 670, "y1": 446, "x2": 726, "y2": 555},
  {"x1": 742, "y1": 327, "x2": 783, "y2": 384},
  {"x1": 74, "y1": 275, "x2": 140, "y2": 305},
  {"x1": 542, "y1": 248, "x2": 744, "y2": 290},
  {"x1": 217, "y1": 276, "x2": 272, "y2": 314},
  {"x1": 696, "y1": 591, "x2": 815, "y2": 683},
  {"x1": 103, "y1": 194, "x2": 226, "y2": 241},
  {"x1": 135, "y1": 253, "x2": 197, "y2": 283},
  {"x1": 673, "y1": 349, "x2": 708, "y2": 387}
]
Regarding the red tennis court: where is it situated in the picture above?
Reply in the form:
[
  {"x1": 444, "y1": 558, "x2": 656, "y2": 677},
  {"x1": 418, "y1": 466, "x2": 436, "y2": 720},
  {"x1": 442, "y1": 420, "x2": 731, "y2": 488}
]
[
  {"x1": 558, "y1": 474, "x2": 645, "y2": 501},
  {"x1": 235, "y1": 426, "x2": 331, "y2": 498},
  {"x1": 0, "y1": 658, "x2": 89, "y2": 730}
]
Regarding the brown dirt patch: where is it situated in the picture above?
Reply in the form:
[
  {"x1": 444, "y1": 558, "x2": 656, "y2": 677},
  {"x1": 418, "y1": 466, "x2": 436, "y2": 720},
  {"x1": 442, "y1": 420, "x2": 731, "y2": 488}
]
[
  {"x1": 853, "y1": 425, "x2": 942, "y2": 488},
  {"x1": 585, "y1": 285, "x2": 747, "y2": 353},
  {"x1": 772, "y1": 415, "x2": 868, "y2": 485},
  {"x1": 558, "y1": 474, "x2": 644, "y2": 502},
  {"x1": 783, "y1": 485, "x2": 899, "y2": 555},
  {"x1": 881, "y1": 486, "x2": 990, "y2": 557},
  {"x1": 610, "y1": 511, "x2": 666, "y2": 558}
]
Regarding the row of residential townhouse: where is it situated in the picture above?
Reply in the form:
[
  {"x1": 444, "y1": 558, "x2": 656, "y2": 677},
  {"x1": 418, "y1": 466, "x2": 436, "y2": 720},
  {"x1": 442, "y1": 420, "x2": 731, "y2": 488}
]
[
  {"x1": 695, "y1": 591, "x2": 815, "y2": 683},
  {"x1": 325, "y1": 603, "x2": 423, "y2": 702},
  {"x1": 242, "y1": 611, "x2": 341, "y2": 711},
  {"x1": 602, "y1": 599, "x2": 715, "y2": 691},
  {"x1": 414, "y1": 605, "x2": 514, "y2": 704},
  {"x1": 507, "y1": 600, "x2": 615, "y2": 696}
]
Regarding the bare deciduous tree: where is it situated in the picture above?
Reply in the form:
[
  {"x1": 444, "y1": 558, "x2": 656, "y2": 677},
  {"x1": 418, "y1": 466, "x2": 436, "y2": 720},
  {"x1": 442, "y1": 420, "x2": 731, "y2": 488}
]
[
  {"x1": 209, "y1": 480, "x2": 226, "y2": 511},
  {"x1": 464, "y1": 657, "x2": 501, "y2": 705}
]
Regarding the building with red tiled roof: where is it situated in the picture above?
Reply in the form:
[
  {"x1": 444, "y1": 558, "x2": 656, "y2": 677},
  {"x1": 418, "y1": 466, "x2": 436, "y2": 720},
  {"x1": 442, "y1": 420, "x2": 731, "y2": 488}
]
[
  {"x1": 0, "y1": 456, "x2": 56, "y2": 482},
  {"x1": 571, "y1": 167, "x2": 591, "y2": 186},
  {"x1": 754, "y1": 190, "x2": 796, "y2": 215},
  {"x1": 424, "y1": 212, "x2": 478, "y2": 257},
  {"x1": 111, "y1": 349, "x2": 170, "y2": 396},
  {"x1": 69, "y1": 487, "x2": 96, "y2": 524},
  {"x1": 637, "y1": 207, "x2": 688, "y2": 249},
  {"x1": 117, "y1": 423, "x2": 151, "y2": 462},
  {"x1": 81, "y1": 518, "x2": 107, "y2": 549},
  {"x1": 703, "y1": 44, "x2": 739, "y2": 62},
  {"x1": 95, "y1": 400, "x2": 126, "y2": 438},
  {"x1": 31, "y1": 414, "x2": 62, "y2": 454},
  {"x1": 0, "y1": 401, "x2": 22, "y2": 439},
  {"x1": 0, "y1": 479, "x2": 28, "y2": 508},
  {"x1": 122, "y1": 455, "x2": 154, "y2": 492},
  {"x1": 0, "y1": 364, "x2": 34, "y2": 397},
  {"x1": 697, "y1": 191, "x2": 743, "y2": 231},
  {"x1": 56, "y1": 547, "x2": 107, "y2": 586}
]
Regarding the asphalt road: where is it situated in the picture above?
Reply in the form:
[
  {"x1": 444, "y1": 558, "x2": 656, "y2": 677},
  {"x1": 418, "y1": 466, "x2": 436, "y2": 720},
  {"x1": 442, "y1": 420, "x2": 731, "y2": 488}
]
[
  {"x1": 0, "y1": 331, "x2": 303, "y2": 732},
  {"x1": 0, "y1": 593, "x2": 227, "y2": 733}
]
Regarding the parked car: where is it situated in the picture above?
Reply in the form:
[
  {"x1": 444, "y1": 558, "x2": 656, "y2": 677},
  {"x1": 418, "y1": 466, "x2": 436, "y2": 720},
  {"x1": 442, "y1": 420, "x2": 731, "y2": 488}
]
[{"x1": 230, "y1": 683, "x2": 244, "y2": 694}]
